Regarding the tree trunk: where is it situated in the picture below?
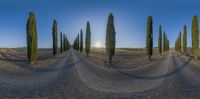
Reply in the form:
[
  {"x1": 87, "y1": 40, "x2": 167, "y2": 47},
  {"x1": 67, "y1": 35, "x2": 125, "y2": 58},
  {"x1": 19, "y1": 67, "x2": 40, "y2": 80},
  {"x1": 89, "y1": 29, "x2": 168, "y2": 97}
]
[
  {"x1": 109, "y1": 56, "x2": 112, "y2": 65},
  {"x1": 148, "y1": 55, "x2": 151, "y2": 61}
]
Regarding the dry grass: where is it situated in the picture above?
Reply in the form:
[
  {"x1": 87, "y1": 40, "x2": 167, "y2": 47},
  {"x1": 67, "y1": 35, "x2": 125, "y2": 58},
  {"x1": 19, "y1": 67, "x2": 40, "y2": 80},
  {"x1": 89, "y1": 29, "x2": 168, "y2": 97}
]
[
  {"x1": 180, "y1": 54, "x2": 200, "y2": 69},
  {"x1": 83, "y1": 48, "x2": 162, "y2": 69},
  {"x1": 0, "y1": 48, "x2": 65, "y2": 69}
]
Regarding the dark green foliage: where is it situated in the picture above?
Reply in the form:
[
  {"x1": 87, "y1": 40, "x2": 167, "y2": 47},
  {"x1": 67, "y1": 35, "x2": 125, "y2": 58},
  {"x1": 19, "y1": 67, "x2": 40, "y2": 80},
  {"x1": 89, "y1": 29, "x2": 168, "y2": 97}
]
[
  {"x1": 146, "y1": 16, "x2": 153, "y2": 60},
  {"x1": 73, "y1": 34, "x2": 79, "y2": 51},
  {"x1": 52, "y1": 19, "x2": 58, "y2": 56},
  {"x1": 175, "y1": 32, "x2": 181, "y2": 53},
  {"x1": 64, "y1": 34, "x2": 70, "y2": 51},
  {"x1": 192, "y1": 16, "x2": 199, "y2": 57},
  {"x1": 85, "y1": 21, "x2": 91, "y2": 56},
  {"x1": 183, "y1": 25, "x2": 187, "y2": 54},
  {"x1": 60, "y1": 32, "x2": 63, "y2": 53},
  {"x1": 80, "y1": 30, "x2": 83, "y2": 53},
  {"x1": 77, "y1": 34, "x2": 80, "y2": 51},
  {"x1": 65, "y1": 35, "x2": 70, "y2": 50},
  {"x1": 163, "y1": 32, "x2": 166, "y2": 52},
  {"x1": 162, "y1": 32, "x2": 170, "y2": 52},
  {"x1": 179, "y1": 32, "x2": 182, "y2": 53},
  {"x1": 166, "y1": 39, "x2": 169, "y2": 51},
  {"x1": 175, "y1": 37, "x2": 178, "y2": 51},
  {"x1": 63, "y1": 34, "x2": 66, "y2": 51},
  {"x1": 106, "y1": 13, "x2": 116, "y2": 64},
  {"x1": 158, "y1": 25, "x2": 162, "y2": 55},
  {"x1": 26, "y1": 12, "x2": 38, "y2": 64}
]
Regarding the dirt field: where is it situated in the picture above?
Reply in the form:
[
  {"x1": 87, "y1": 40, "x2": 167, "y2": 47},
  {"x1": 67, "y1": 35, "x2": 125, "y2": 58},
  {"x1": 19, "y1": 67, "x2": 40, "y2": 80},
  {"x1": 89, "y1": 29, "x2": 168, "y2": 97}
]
[
  {"x1": 85, "y1": 48, "x2": 164, "y2": 69},
  {"x1": 0, "y1": 48, "x2": 64, "y2": 72},
  {"x1": 0, "y1": 48, "x2": 199, "y2": 98}
]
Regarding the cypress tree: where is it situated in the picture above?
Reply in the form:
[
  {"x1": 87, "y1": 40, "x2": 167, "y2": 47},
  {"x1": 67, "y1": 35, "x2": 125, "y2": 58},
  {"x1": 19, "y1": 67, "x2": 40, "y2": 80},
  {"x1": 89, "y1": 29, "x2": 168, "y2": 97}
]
[
  {"x1": 65, "y1": 35, "x2": 70, "y2": 50},
  {"x1": 183, "y1": 25, "x2": 187, "y2": 55},
  {"x1": 163, "y1": 32, "x2": 166, "y2": 52},
  {"x1": 73, "y1": 35, "x2": 79, "y2": 51},
  {"x1": 80, "y1": 30, "x2": 83, "y2": 53},
  {"x1": 166, "y1": 39, "x2": 169, "y2": 51},
  {"x1": 106, "y1": 13, "x2": 116, "y2": 64},
  {"x1": 26, "y1": 12, "x2": 38, "y2": 64},
  {"x1": 73, "y1": 36, "x2": 76, "y2": 50},
  {"x1": 63, "y1": 34, "x2": 66, "y2": 51},
  {"x1": 52, "y1": 19, "x2": 58, "y2": 56},
  {"x1": 158, "y1": 25, "x2": 162, "y2": 55},
  {"x1": 146, "y1": 16, "x2": 153, "y2": 60},
  {"x1": 175, "y1": 37, "x2": 178, "y2": 51},
  {"x1": 77, "y1": 34, "x2": 80, "y2": 51},
  {"x1": 177, "y1": 35, "x2": 180, "y2": 52},
  {"x1": 175, "y1": 35, "x2": 180, "y2": 52},
  {"x1": 85, "y1": 21, "x2": 91, "y2": 56},
  {"x1": 60, "y1": 32, "x2": 63, "y2": 53},
  {"x1": 179, "y1": 31, "x2": 182, "y2": 53},
  {"x1": 192, "y1": 16, "x2": 199, "y2": 58},
  {"x1": 164, "y1": 35, "x2": 169, "y2": 51}
]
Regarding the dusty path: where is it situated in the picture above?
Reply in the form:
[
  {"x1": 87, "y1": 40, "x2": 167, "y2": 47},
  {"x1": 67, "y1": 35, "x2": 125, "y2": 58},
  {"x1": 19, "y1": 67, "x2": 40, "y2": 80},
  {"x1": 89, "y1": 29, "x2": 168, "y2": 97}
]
[{"x1": 0, "y1": 49, "x2": 199, "y2": 98}]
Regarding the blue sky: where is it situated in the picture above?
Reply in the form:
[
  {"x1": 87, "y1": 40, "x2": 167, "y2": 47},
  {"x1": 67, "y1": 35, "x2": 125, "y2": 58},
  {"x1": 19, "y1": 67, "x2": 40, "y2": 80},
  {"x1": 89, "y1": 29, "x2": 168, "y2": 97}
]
[{"x1": 0, "y1": 0, "x2": 199, "y2": 48}]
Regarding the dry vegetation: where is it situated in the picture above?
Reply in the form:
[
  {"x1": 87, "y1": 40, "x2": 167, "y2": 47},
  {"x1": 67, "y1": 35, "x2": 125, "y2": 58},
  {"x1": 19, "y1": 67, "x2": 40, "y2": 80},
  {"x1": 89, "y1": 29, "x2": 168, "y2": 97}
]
[
  {"x1": 84, "y1": 48, "x2": 164, "y2": 69},
  {"x1": 0, "y1": 48, "x2": 65, "y2": 71}
]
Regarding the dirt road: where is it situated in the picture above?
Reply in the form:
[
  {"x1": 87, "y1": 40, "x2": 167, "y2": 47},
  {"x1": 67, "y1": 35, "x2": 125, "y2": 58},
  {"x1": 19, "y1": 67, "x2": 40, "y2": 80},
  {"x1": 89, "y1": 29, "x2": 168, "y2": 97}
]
[{"x1": 0, "y1": 49, "x2": 199, "y2": 98}]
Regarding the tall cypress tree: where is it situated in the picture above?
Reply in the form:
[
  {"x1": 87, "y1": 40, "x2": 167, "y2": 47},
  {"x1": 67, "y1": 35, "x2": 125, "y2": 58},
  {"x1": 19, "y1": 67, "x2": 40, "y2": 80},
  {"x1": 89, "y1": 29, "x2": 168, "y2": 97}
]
[
  {"x1": 77, "y1": 34, "x2": 80, "y2": 51},
  {"x1": 163, "y1": 32, "x2": 166, "y2": 52},
  {"x1": 73, "y1": 35, "x2": 79, "y2": 51},
  {"x1": 158, "y1": 25, "x2": 162, "y2": 55},
  {"x1": 183, "y1": 25, "x2": 187, "y2": 55},
  {"x1": 63, "y1": 34, "x2": 66, "y2": 51},
  {"x1": 192, "y1": 16, "x2": 199, "y2": 58},
  {"x1": 26, "y1": 12, "x2": 38, "y2": 64},
  {"x1": 80, "y1": 29, "x2": 83, "y2": 53},
  {"x1": 179, "y1": 31, "x2": 182, "y2": 53},
  {"x1": 60, "y1": 32, "x2": 63, "y2": 53},
  {"x1": 65, "y1": 35, "x2": 70, "y2": 50},
  {"x1": 85, "y1": 21, "x2": 91, "y2": 56},
  {"x1": 106, "y1": 13, "x2": 116, "y2": 64},
  {"x1": 146, "y1": 16, "x2": 153, "y2": 60},
  {"x1": 52, "y1": 19, "x2": 58, "y2": 56},
  {"x1": 164, "y1": 34, "x2": 169, "y2": 51}
]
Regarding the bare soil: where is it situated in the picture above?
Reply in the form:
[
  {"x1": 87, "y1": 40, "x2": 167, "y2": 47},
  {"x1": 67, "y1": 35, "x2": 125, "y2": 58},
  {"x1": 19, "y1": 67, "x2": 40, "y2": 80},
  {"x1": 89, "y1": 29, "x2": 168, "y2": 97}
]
[
  {"x1": 86, "y1": 48, "x2": 163, "y2": 69},
  {"x1": 0, "y1": 48, "x2": 199, "y2": 99}
]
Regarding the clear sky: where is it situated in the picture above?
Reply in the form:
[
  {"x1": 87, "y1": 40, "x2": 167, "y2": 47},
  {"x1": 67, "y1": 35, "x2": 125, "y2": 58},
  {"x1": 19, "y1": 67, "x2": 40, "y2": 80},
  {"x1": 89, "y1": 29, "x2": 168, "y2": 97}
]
[{"x1": 0, "y1": 0, "x2": 199, "y2": 48}]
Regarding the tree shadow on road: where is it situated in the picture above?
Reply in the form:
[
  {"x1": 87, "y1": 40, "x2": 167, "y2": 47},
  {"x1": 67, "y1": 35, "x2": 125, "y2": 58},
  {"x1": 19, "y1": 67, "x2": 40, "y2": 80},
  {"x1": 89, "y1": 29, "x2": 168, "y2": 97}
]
[
  {"x1": 32, "y1": 55, "x2": 87, "y2": 73},
  {"x1": 0, "y1": 52, "x2": 66, "y2": 71}
]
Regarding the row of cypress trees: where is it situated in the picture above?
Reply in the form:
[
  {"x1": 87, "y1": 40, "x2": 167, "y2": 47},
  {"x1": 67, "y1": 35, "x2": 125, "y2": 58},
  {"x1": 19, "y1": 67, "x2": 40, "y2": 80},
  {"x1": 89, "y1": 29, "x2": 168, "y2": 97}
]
[
  {"x1": 175, "y1": 31, "x2": 182, "y2": 53},
  {"x1": 175, "y1": 16, "x2": 199, "y2": 59},
  {"x1": 26, "y1": 12, "x2": 70, "y2": 65},
  {"x1": 72, "y1": 13, "x2": 116, "y2": 64},
  {"x1": 163, "y1": 32, "x2": 170, "y2": 52},
  {"x1": 52, "y1": 20, "x2": 71, "y2": 56},
  {"x1": 146, "y1": 16, "x2": 170, "y2": 61},
  {"x1": 175, "y1": 28, "x2": 186, "y2": 54},
  {"x1": 61, "y1": 33, "x2": 71, "y2": 52},
  {"x1": 73, "y1": 21, "x2": 91, "y2": 56}
]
